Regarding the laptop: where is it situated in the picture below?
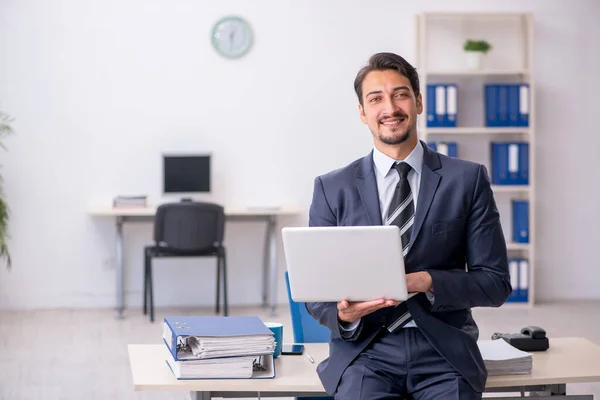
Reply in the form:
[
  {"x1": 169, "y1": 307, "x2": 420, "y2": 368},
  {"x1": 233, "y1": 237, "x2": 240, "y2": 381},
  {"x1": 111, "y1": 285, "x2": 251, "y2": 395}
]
[{"x1": 281, "y1": 225, "x2": 412, "y2": 303}]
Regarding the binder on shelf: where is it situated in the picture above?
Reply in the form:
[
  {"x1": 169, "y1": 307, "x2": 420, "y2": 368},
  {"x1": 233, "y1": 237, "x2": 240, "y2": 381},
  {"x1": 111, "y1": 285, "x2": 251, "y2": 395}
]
[
  {"x1": 490, "y1": 142, "x2": 529, "y2": 185},
  {"x1": 512, "y1": 200, "x2": 529, "y2": 244},
  {"x1": 518, "y1": 84, "x2": 530, "y2": 127},
  {"x1": 519, "y1": 259, "x2": 529, "y2": 302},
  {"x1": 498, "y1": 84, "x2": 508, "y2": 126},
  {"x1": 427, "y1": 141, "x2": 458, "y2": 158},
  {"x1": 162, "y1": 316, "x2": 275, "y2": 362},
  {"x1": 435, "y1": 84, "x2": 446, "y2": 126},
  {"x1": 507, "y1": 259, "x2": 519, "y2": 302},
  {"x1": 426, "y1": 84, "x2": 436, "y2": 127},
  {"x1": 506, "y1": 258, "x2": 529, "y2": 303},
  {"x1": 426, "y1": 84, "x2": 457, "y2": 127},
  {"x1": 508, "y1": 85, "x2": 519, "y2": 126},
  {"x1": 485, "y1": 84, "x2": 530, "y2": 128},
  {"x1": 445, "y1": 84, "x2": 458, "y2": 127},
  {"x1": 485, "y1": 84, "x2": 499, "y2": 127}
]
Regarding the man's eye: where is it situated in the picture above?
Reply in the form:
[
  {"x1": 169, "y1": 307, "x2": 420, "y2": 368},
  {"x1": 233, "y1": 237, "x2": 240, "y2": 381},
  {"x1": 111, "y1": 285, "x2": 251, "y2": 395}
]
[
  {"x1": 370, "y1": 97, "x2": 380, "y2": 103},
  {"x1": 396, "y1": 93, "x2": 409, "y2": 98}
]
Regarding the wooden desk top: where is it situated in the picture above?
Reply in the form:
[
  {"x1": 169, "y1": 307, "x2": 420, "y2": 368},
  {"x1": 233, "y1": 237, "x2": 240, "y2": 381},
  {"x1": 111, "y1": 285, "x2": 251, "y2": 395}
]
[
  {"x1": 89, "y1": 205, "x2": 304, "y2": 217},
  {"x1": 128, "y1": 337, "x2": 600, "y2": 392}
]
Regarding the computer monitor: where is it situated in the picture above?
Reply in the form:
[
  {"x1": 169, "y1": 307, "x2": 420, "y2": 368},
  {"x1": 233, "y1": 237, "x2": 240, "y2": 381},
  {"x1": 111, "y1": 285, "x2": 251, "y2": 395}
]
[{"x1": 162, "y1": 154, "x2": 211, "y2": 194}]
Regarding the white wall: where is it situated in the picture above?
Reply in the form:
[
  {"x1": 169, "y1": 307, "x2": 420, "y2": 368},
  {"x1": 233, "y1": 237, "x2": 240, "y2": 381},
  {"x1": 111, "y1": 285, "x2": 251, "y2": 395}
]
[{"x1": 0, "y1": 0, "x2": 598, "y2": 309}]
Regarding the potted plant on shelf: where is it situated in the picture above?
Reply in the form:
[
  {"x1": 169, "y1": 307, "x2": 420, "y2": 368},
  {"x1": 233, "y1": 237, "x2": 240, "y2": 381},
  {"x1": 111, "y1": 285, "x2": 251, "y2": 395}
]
[
  {"x1": 0, "y1": 112, "x2": 13, "y2": 269},
  {"x1": 463, "y1": 39, "x2": 492, "y2": 70}
]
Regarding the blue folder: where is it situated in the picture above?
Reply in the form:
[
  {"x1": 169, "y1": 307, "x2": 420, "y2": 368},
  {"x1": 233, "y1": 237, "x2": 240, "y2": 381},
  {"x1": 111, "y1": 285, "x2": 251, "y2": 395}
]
[
  {"x1": 163, "y1": 316, "x2": 274, "y2": 361},
  {"x1": 512, "y1": 200, "x2": 529, "y2": 243},
  {"x1": 427, "y1": 141, "x2": 458, "y2": 158},
  {"x1": 490, "y1": 142, "x2": 529, "y2": 185},
  {"x1": 506, "y1": 258, "x2": 528, "y2": 303}
]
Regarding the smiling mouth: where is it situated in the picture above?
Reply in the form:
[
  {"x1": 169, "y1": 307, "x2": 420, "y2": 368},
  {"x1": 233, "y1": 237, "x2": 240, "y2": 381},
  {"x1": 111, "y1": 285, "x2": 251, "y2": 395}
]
[{"x1": 380, "y1": 117, "x2": 407, "y2": 127}]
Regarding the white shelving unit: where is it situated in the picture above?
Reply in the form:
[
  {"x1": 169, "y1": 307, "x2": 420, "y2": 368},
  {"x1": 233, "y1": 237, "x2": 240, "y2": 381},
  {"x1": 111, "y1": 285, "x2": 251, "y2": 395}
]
[{"x1": 416, "y1": 12, "x2": 535, "y2": 306}]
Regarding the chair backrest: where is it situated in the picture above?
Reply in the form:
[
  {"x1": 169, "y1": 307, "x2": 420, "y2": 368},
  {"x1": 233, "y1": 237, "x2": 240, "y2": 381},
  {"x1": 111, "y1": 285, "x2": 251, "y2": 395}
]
[
  {"x1": 284, "y1": 271, "x2": 331, "y2": 343},
  {"x1": 154, "y1": 201, "x2": 225, "y2": 251}
]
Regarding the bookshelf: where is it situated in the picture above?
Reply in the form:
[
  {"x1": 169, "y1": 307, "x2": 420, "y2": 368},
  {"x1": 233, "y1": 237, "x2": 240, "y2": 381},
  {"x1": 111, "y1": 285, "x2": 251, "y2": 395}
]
[{"x1": 416, "y1": 12, "x2": 535, "y2": 306}]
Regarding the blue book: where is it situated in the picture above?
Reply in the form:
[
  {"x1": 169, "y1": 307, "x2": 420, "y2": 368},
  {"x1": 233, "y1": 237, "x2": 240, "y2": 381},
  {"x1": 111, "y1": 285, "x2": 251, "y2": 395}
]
[
  {"x1": 512, "y1": 200, "x2": 529, "y2": 243},
  {"x1": 163, "y1": 316, "x2": 274, "y2": 361}
]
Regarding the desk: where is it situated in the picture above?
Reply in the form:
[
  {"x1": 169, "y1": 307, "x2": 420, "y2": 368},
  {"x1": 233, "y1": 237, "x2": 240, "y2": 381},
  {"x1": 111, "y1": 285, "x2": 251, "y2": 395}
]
[
  {"x1": 89, "y1": 205, "x2": 304, "y2": 318},
  {"x1": 128, "y1": 338, "x2": 600, "y2": 399}
]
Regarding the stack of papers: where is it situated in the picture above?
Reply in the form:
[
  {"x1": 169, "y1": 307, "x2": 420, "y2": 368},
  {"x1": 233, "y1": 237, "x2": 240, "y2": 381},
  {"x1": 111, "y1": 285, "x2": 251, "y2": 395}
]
[
  {"x1": 478, "y1": 339, "x2": 533, "y2": 375},
  {"x1": 187, "y1": 335, "x2": 276, "y2": 359},
  {"x1": 162, "y1": 316, "x2": 277, "y2": 380},
  {"x1": 166, "y1": 356, "x2": 257, "y2": 379}
]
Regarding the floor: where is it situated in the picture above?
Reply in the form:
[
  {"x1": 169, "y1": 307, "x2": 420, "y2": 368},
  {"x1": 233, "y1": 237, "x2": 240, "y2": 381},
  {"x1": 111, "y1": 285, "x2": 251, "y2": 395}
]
[{"x1": 0, "y1": 302, "x2": 599, "y2": 400}]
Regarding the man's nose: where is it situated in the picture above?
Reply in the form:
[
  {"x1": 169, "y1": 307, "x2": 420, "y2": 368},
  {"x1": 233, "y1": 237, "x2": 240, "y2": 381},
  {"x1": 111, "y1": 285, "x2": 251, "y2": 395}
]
[{"x1": 382, "y1": 96, "x2": 401, "y2": 114}]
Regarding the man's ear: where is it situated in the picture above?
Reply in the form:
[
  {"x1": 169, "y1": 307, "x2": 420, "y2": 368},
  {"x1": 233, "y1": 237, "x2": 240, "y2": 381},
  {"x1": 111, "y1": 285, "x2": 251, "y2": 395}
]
[
  {"x1": 416, "y1": 93, "x2": 423, "y2": 115},
  {"x1": 358, "y1": 104, "x2": 367, "y2": 124}
]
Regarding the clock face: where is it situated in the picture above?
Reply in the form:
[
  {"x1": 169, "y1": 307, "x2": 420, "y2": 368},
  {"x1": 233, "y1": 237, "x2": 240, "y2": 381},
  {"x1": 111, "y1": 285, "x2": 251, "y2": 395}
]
[{"x1": 211, "y1": 16, "x2": 253, "y2": 59}]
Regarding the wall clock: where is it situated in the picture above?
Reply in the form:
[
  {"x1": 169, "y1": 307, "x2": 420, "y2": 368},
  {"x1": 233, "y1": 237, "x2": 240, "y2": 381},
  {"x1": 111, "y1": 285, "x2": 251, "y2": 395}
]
[{"x1": 211, "y1": 16, "x2": 253, "y2": 59}]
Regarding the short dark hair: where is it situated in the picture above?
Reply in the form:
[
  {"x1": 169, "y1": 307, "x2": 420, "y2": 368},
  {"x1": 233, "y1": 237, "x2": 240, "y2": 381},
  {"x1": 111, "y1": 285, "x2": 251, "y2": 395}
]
[{"x1": 353, "y1": 52, "x2": 420, "y2": 106}]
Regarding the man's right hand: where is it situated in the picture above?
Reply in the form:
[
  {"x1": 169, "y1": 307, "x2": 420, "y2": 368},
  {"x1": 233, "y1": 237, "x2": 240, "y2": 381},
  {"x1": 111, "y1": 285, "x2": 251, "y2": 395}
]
[{"x1": 337, "y1": 299, "x2": 400, "y2": 323}]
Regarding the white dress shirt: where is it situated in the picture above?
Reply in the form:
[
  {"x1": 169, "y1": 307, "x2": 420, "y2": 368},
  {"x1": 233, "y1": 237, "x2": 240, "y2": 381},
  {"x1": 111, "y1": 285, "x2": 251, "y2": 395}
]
[{"x1": 340, "y1": 141, "x2": 425, "y2": 332}]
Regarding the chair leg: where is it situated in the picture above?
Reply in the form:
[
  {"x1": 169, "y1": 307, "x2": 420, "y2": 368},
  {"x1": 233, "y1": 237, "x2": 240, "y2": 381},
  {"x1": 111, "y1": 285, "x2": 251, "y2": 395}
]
[
  {"x1": 222, "y1": 249, "x2": 228, "y2": 317},
  {"x1": 143, "y1": 249, "x2": 149, "y2": 315},
  {"x1": 148, "y1": 255, "x2": 155, "y2": 323},
  {"x1": 215, "y1": 254, "x2": 221, "y2": 315}
]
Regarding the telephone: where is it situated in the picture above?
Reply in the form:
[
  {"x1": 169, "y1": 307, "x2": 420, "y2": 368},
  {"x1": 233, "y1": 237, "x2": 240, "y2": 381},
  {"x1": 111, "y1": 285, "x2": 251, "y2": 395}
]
[{"x1": 491, "y1": 326, "x2": 549, "y2": 352}]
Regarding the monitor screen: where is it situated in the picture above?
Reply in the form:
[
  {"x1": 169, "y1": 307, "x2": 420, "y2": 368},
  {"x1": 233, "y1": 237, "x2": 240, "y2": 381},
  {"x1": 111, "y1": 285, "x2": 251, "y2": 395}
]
[{"x1": 163, "y1": 154, "x2": 211, "y2": 193}]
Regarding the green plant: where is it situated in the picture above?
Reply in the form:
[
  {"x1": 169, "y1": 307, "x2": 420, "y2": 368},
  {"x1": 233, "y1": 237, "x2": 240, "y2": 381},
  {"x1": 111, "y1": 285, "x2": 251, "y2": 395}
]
[
  {"x1": 0, "y1": 112, "x2": 13, "y2": 269},
  {"x1": 463, "y1": 40, "x2": 492, "y2": 53}
]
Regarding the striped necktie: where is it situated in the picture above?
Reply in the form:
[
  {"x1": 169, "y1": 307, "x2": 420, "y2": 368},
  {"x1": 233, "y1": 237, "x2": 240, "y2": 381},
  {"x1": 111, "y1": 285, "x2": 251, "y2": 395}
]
[{"x1": 384, "y1": 161, "x2": 414, "y2": 332}]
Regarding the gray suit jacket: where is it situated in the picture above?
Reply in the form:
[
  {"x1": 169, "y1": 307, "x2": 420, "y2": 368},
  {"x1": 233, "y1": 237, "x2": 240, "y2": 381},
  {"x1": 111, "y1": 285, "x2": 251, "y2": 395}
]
[{"x1": 306, "y1": 141, "x2": 512, "y2": 394}]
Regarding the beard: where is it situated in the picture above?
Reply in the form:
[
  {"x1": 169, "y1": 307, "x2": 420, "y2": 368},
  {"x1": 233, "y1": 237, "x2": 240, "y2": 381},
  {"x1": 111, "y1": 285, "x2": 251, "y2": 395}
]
[
  {"x1": 375, "y1": 111, "x2": 414, "y2": 145},
  {"x1": 377, "y1": 128, "x2": 412, "y2": 145}
]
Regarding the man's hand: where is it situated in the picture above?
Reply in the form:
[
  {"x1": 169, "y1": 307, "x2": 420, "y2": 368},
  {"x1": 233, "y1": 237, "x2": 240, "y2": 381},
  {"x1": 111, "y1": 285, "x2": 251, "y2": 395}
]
[
  {"x1": 337, "y1": 299, "x2": 399, "y2": 323},
  {"x1": 406, "y1": 271, "x2": 433, "y2": 293}
]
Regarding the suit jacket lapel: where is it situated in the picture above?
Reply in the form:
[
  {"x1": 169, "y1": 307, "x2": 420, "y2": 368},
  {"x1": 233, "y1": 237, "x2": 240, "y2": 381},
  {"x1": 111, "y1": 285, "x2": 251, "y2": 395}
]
[
  {"x1": 357, "y1": 151, "x2": 382, "y2": 226},
  {"x1": 409, "y1": 141, "x2": 442, "y2": 250}
]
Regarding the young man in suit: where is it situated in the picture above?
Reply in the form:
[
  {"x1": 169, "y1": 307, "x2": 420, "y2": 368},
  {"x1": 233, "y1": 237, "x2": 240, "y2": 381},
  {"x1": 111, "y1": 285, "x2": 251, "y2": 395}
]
[{"x1": 306, "y1": 52, "x2": 512, "y2": 399}]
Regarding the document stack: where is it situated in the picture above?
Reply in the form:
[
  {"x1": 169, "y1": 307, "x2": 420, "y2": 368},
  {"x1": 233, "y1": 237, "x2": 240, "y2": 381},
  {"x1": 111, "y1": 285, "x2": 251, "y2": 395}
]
[
  {"x1": 478, "y1": 339, "x2": 533, "y2": 375},
  {"x1": 112, "y1": 195, "x2": 147, "y2": 208},
  {"x1": 162, "y1": 316, "x2": 277, "y2": 380}
]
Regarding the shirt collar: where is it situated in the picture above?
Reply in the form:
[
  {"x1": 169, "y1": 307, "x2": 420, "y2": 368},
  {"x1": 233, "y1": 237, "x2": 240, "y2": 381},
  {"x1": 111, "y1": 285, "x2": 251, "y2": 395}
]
[{"x1": 372, "y1": 140, "x2": 424, "y2": 178}]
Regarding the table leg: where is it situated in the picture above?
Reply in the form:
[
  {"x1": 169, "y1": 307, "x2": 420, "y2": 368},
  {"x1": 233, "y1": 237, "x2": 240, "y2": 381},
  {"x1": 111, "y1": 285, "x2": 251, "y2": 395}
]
[
  {"x1": 267, "y1": 215, "x2": 278, "y2": 316},
  {"x1": 115, "y1": 216, "x2": 125, "y2": 319},
  {"x1": 190, "y1": 391, "x2": 212, "y2": 400}
]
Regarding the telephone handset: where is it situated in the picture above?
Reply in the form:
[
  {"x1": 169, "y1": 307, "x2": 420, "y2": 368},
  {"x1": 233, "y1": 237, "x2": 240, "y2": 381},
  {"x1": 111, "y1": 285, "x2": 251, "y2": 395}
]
[{"x1": 491, "y1": 325, "x2": 549, "y2": 351}]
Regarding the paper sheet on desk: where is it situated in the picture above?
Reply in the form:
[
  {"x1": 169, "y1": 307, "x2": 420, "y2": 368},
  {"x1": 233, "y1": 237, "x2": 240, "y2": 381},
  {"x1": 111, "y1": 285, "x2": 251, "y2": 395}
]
[{"x1": 478, "y1": 339, "x2": 532, "y2": 375}]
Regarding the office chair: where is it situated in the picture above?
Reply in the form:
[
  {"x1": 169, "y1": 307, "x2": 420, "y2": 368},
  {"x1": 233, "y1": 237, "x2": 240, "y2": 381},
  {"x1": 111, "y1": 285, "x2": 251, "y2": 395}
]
[
  {"x1": 143, "y1": 201, "x2": 228, "y2": 322},
  {"x1": 284, "y1": 271, "x2": 333, "y2": 400}
]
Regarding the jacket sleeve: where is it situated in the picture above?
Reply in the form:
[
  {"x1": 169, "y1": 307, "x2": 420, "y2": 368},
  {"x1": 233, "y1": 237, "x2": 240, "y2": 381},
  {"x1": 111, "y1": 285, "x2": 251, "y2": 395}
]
[
  {"x1": 427, "y1": 164, "x2": 512, "y2": 311},
  {"x1": 304, "y1": 176, "x2": 363, "y2": 341}
]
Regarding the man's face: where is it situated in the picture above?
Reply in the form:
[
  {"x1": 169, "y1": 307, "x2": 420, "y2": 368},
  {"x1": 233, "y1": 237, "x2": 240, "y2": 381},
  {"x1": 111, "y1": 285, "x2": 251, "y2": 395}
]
[{"x1": 358, "y1": 69, "x2": 422, "y2": 146}]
